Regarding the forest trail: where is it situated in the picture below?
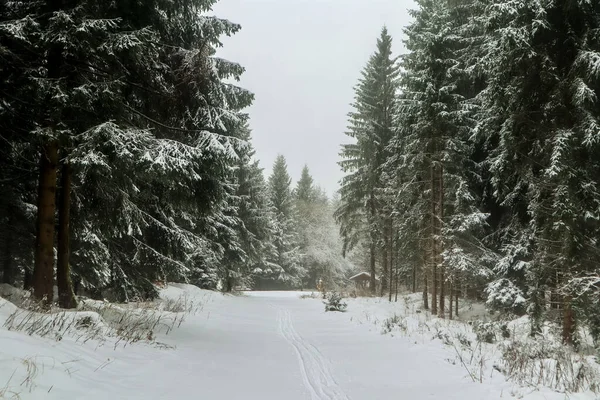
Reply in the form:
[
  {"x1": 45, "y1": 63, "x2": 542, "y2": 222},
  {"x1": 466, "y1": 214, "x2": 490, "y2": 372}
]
[
  {"x1": 277, "y1": 307, "x2": 350, "y2": 400},
  {"x1": 1, "y1": 287, "x2": 508, "y2": 399}
]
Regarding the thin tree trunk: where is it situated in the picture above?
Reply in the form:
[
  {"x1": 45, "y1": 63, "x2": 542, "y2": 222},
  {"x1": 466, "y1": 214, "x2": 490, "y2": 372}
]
[
  {"x1": 438, "y1": 165, "x2": 444, "y2": 319},
  {"x1": 369, "y1": 190, "x2": 377, "y2": 295},
  {"x1": 369, "y1": 240, "x2": 376, "y2": 295},
  {"x1": 448, "y1": 281, "x2": 453, "y2": 320},
  {"x1": 73, "y1": 277, "x2": 80, "y2": 296},
  {"x1": 33, "y1": 141, "x2": 59, "y2": 305},
  {"x1": 394, "y1": 260, "x2": 399, "y2": 302},
  {"x1": 23, "y1": 269, "x2": 33, "y2": 290},
  {"x1": 438, "y1": 262, "x2": 444, "y2": 317},
  {"x1": 388, "y1": 219, "x2": 393, "y2": 302},
  {"x1": 431, "y1": 155, "x2": 438, "y2": 316},
  {"x1": 455, "y1": 282, "x2": 459, "y2": 317},
  {"x1": 551, "y1": 271, "x2": 561, "y2": 310},
  {"x1": 381, "y1": 242, "x2": 388, "y2": 296},
  {"x1": 57, "y1": 162, "x2": 77, "y2": 309},
  {"x1": 562, "y1": 296, "x2": 575, "y2": 345},
  {"x1": 2, "y1": 215, "x2": 14, "y2": 284},
  {"x1": 394, "y1": 230, "x2": 399, "y2": 302},
  {"x1": 412, "y1": 261, "x2": 417, "y2": 293},
  {"x1": 422, "y1": 258, "x2": 429, "y2": 310}
]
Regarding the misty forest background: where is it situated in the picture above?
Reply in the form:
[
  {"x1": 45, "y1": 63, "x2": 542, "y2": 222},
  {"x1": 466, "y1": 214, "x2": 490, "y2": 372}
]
[{"x1": 2, "y1": 0, "x2": 600, "y2": 350}]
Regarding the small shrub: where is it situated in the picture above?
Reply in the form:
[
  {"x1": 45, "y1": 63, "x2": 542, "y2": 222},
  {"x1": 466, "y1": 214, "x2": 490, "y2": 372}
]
[
  {"x1": 471, "y1": 321, "x2": 509, "y2": 344},
  {"x1": 500, "y1": 339, "x2": 600, "y2": 393},
  {"x1": 2, "y1": 294, "x2": 201, "y2": 348},
  {"x1": 455, "y1": 332, "x2": 472, "y2": 348},
  {"x1": 433, "y1": 326, "x2": 452, "y2": 346},
  {"x1": 381, "y1": 314, "x2": 407, "y2": 334},
  {"x1": 324, "y1": 292, "x2": 347, "y2": 312},
  {"x1": 75, "y1": 315, "x2": 95, "y2": 329}
]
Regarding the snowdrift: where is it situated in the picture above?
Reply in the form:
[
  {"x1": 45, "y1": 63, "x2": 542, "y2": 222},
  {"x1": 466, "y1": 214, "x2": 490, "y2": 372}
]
[{"x1": 0, "y1": 283, "x2": 213, "y2": 398}]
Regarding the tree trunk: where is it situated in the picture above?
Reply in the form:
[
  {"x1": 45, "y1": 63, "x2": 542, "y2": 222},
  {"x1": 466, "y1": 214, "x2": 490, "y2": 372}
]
[
  {"x1": 388, "y1": 247, "x2": 393, "y2": 302},
  {"x1": 422, "y1": 260, "x2": 429, "y2": 310},
  {"x1": 562, "y1": 296, "x2": 575, "y2": 345},
  {"x1": 388, "y1": 220, "x2": 393, "y2": 302},
  {"x1": 438, "y1": 165, "x2": 444, "y2": 318},
  {"x1": 455, "y1": 284, "x2": 459, "y2": 317},
  {"x1": 381, "y1": 242, "x2": 388, "y2": 296},
  {"x1": 369, "y1": 240, "x2": 376, "y2": 295},
  {"x1": 551, "y1": 271, "x2": 561, "y2": 309},
  {"x1": 431, "y1": 156, "x2": 438, "y2": 316},
  {"x1": 57, "y1": 162, "x2": 77, "y2": 309},
  {"x1": 438, "y1": 264, "x2": 444, "y2": 318},
  {"x1": 394, "y1": 259, "x2": 399, "y2": 302},
  {"x1": 2, "y1": 215, "x2": 14, "y2": 284},
  {"x1": 73, "y1": 277, "x2": 81, "y2": 296},
  {"x1": 24, "y1": 269, "x2": 33, "y2": 290},
  {"x1": 412, "y1": 261, "x2": 417, "y2": 293},
  {"x1": 33, "y1": 141, "x2": 59, "y2": 305},
  {"x1": 448, "y1": 281, "x2": 453, "y2": 320},
  {"x1": 394, "y1": 231, "x2": 399, "y2": 302},
  {"x1": 369, "y1": 190, "x2": 377, "y2": 295}
]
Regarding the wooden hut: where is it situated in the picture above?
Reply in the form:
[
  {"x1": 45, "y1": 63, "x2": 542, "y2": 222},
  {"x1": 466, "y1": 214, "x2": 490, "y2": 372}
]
[{"x1": 349, "y1": 272, "x2": 378, "y2": 290}]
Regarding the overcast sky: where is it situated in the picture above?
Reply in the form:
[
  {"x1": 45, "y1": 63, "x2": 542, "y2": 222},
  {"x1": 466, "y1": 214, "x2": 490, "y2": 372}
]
[{"x1": 212, "y1": 0, "x2": 415, "y2": 196}]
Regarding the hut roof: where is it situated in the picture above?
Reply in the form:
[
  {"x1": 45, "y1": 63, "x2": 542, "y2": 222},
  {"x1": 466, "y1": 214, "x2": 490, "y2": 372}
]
[{"x1": 348, "y1": 272, "x2": 379, "y2": 281}]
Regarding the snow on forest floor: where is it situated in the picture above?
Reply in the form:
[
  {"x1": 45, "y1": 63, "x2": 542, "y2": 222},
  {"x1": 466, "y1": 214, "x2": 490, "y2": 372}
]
[{"x1": 0, "y1": 285, "x2": 598, "y2": 399}]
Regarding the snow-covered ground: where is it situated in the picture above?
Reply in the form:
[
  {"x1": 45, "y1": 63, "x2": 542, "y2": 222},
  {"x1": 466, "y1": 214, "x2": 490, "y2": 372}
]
[{"x1": 0, "y1": 286, "x2": 597, "y2": 399}]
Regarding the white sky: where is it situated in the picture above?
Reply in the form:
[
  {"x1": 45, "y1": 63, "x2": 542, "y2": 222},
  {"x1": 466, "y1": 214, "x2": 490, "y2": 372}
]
[{"x1": 212, "y1": 0, "x2": 415, "y2": 195}]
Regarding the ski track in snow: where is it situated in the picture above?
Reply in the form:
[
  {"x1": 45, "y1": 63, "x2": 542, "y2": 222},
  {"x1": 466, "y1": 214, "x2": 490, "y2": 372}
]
[{"x1": 277, "y1": 308, "x2": 350, "y2": 400}]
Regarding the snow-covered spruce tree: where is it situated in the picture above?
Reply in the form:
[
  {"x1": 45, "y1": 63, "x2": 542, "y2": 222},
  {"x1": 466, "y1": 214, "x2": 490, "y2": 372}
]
[
  {"x1": 307, "y1": 194, "x2": 352, "y2": 290},
  {"x1": 295, "y1": 165, "x2": 316, "y2": 202},
  {"x1": 480, "y1": 0, "x2": 600, "y2": 343},
  {"x1": 71, "y1": 1, "x2": 253, "y2": 299},
  {"x1": 390, "y1": 0, "x2": 493, "y2": 317},
  {"x1": 221, "y1": 125, "x2": 277, "y2": 291},
  {"x1": 294, "y1": 165, "x2": 318, "y2": 287},
  {"x1": 0, "y1": 4, "x2": 40, "y2": 288},
  {"x1": 295, "y1": 168, "x2": 350, "y2": 289},
  {"x1": 1, "y1": 0, "x2": 253, "y2": 302},
  {"x1": 336, "y1": 27, "x2": 400, "y2": 295},
  {"x1": 258, "y1": 155, "x2": 303, "y2": 289},
  {"x1": 0, "y1": 0, "x2": 81, "y2": 305}
]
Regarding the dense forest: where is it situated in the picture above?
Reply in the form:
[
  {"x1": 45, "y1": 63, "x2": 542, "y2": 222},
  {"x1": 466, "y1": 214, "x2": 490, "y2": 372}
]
[
  {"x1": 2, "y1": 0, "x2": 600, "y2": 351},
  {"x1": 337, "y1": 0, "x2": 600, "y2": 347},
  {"x1": 0, "y1": 0, "x2": 348, "y2": 305}
]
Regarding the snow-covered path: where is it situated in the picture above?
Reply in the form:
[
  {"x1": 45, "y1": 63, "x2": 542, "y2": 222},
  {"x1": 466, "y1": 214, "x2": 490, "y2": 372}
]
[
  {"x1": 0, "y1": 287, "x2": 538, "y2": 399},
  {"x1": 237, "y1": 292, "x2": 502, "y2": 400}
]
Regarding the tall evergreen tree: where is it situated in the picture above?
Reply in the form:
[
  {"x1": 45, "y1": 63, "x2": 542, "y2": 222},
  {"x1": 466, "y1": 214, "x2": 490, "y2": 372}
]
[
  {"x1": 387, "y1": 0, "x2": 493, "y2": 316},
  {"x1": 258, "y1": 155, "x2": 303, "y2": 288},
  {"x1": 0, "y1": 0, "x2": 253, "y2": 302},
  {"x1": 295, "y1": 165, "x2": 316, "y2": 202},
  {"x1": 294, "y1": 167, "x2": 349, "y2": 288},
  {"x1": 337, "y1": 27, "x2": 400, "y2": 294},
  {"x1": 223, "y1": 125, "x2": 276, "y2": 291},
  {"x1": 480, "y1": 0, "x2": 600, "y2": 343}
]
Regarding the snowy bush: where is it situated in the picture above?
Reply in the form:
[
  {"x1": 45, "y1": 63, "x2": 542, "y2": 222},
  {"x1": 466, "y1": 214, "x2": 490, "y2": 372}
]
[
  {"x1": 381, "y1": 314, "x2": 407, "y2": 334},
  {"x1": 499, "y1": 339, "x2": 600, "y2": 393},
  {"x1": 1, "y1": 294, "x2": 198, "y2": 348},
  {"x1": 323, "y1": 292, "x2": 347, "y2": 312},
  {"x1": 79, "y1": 299, "x2": 187, "y2": 346},
  {"x1": 485, "y1": 278, "x2": 526, "y2": 314},
  {"x1": 470, "y1": 321, "x2": 510, "y2": 344}
]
